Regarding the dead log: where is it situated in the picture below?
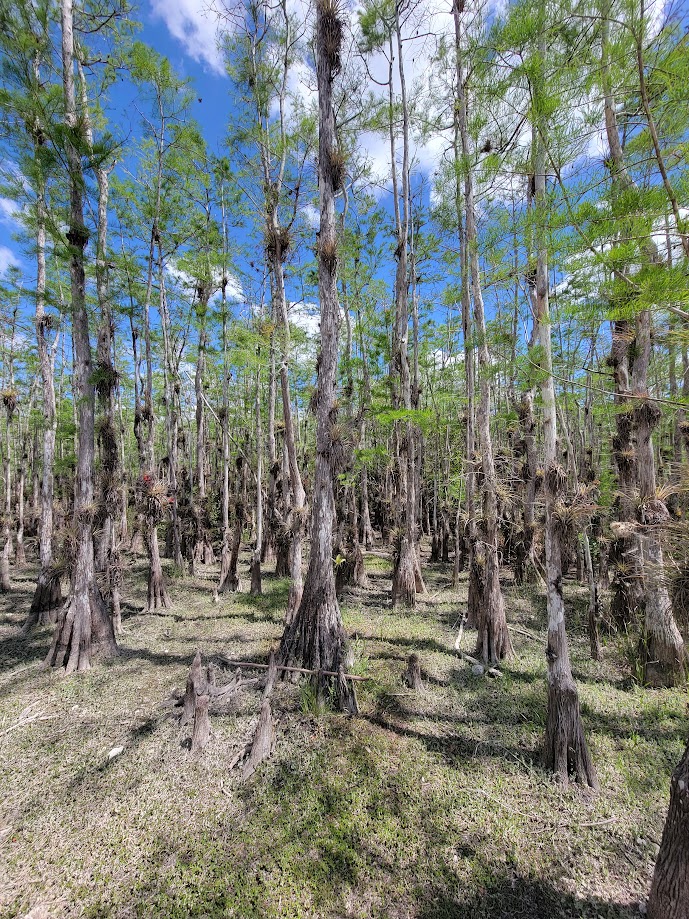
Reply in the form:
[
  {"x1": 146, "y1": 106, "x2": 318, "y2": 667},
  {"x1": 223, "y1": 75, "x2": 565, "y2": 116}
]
[
  {"x1": 403, "y1": 653, "x2": 424, "y2": 691},
  {"x1": 191, "y1": 693, "x2": 210, "y2": 753}
]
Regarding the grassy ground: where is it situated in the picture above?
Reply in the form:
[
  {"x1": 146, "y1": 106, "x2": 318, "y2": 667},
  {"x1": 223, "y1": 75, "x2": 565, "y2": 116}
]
[{"x1": 0, "y1": 547, "x2": 686, "y2": 919}]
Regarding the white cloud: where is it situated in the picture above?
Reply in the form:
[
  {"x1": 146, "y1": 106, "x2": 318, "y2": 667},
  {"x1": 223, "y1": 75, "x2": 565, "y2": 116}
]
[
  {"x1": 301, "y1": 204, "x2": 320, "y2": 230},
  {"x1": 651, "y1": 208, "x2": 689, "y2": 264},
  {"x1": 149, "y1": 0, "x2": 226, "y2": 76},
  {"x1": 222, "y1": 273, "x2": 245, "y2": 302},
  {"x1": 0, "y1": 198, "x2": 20, "y2": 224},
  {"x1": 165, "y1": 260, "x2": 244, "y2": 303},
  {"x1": 431, "y1": 347, "x2": 464, "y2": 370},
  {"x1": 647, "y1": 0, "x2": 671, "y2": 37},
  {"x1": 0, "y1": 245, "x2": 19, "y2": 274},
  {"x1": 290, "y1": 300, "x2": 319, "y2": 337}
]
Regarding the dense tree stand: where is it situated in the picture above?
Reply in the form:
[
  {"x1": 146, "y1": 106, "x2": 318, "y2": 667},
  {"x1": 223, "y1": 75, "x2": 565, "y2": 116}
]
[{"x1": 647, "y1": 737, "x2": 689, "y2": 919}]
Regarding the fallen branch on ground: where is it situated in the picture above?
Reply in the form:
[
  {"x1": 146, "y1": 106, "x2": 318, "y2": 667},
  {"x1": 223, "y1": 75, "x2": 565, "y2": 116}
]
[
  {"x1": 0, "y1": 702, "x2": 58, "y2": 737},
  {"x1": 217, "y1": 656, "x2": 371, "y2": 682},
  {"x1": 507, "y1": 624, "x2": 542, "y2": 642}
]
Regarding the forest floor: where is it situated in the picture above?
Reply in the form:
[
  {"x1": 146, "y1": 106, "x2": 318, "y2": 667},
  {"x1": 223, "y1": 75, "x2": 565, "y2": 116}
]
[{"x1": 0, "y1": 547, "x2": 686, "y2": 919}]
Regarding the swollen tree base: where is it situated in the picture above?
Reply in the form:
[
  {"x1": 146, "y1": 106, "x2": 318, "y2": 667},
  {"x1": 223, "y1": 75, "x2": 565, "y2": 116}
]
[
  {"x1": 45, "y1": 584, "x2": 118, "y2": 673},
  {"x1": 279, "y1": 583, "x2": 357, "y2": 714},
  {"x1": 250, "y1": 554, "x2": 262, "y2": 596},
  {"x1": 275, "y1": 539, "x2": 289, "y2": 578},
  {"x1": 218, "y1": 538, "x2": 240, "y2": 594},
  {"x1": 145, "y1": 523, "x2": 170, "y2": 611},
  {"x1": 647, "y1": 737, "x2": 689, "y2": 919},
  {"x1": 392, "y1": 536, "x2": 425, "y2": 608},
  {"x1": 544, "y1": 669, "x2": 598, "y2": 789},
  {"x1": 641, "y1": 623, "x2": 687, "y2": 688},
  {"x1": 476, "y1": 557, "x2": 512, "y2": 665},
  {"x1": 335, "y1": 540, "x2": 368, "y2": 593},
  {"x1": 0, "y1": 544, "x2": 10, "y2": 593}
]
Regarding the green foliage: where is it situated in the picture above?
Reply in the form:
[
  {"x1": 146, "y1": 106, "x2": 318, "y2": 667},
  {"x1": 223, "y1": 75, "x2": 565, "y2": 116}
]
[{"x1": 299, "y1": 681, "x2": 331, "y2": 717}]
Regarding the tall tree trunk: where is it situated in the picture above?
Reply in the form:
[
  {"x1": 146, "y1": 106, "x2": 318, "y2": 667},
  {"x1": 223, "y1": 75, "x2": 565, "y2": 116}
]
[
  {"x1": 452, "y1": 57, "x2": 476, "y2": 610},
  {"x1": 389, "y1": 12, "x2": 424, "y2": 607},
  {"x1": 0, "y1": 408, "x2": 11, "y2": 593},
  {"x1": 278, "y1": 0, "x2": 356, "y2": 713},
  {"x1": 532, "y1": 36, "x2": 596, "y2": 785},
  {"x1": 26, "y1": 31, "x2": 62, "y2": 624},
  {"x1": 137, "y1": 97, "x2": 168, "y2": 606},
  {"x1": 46, "y1": 0, "x2": 117, "y2": 671},
  {"x1": 454, "y1": 0, "x2": 510, "y2": 663},
  {"x1": 219, "y1": 458, "x2": 245, "y2": 594},
  {"x1": 250, "y1": 368, "x2": 263, "y2": 596},
  {"x1": 600, "y1": 4, "x2": 684, "y2": 680},
  {"x1": 632, "y1": 312, "x2": 685, "y2": 685},
  {"x1": 77, "y1": 58, "x2": 124, "y2": 635},
  {"x1": 14, "y1": 447, "x2": 26, "y2": 566},
  {"x1": 263, "y1": 336, "x2": 278, "y2": 565},
  {"x1": 193, "y1": 293, "x2": 214, "y2": 567},
  {"x1": 158, "y1": 254, "x2": 183, "y2": 570}
]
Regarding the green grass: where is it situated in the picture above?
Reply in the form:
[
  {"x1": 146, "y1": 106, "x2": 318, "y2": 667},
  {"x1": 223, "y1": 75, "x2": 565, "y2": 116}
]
[{"x1": 0, "y1": 551, "x2": 686, "y2": 918}]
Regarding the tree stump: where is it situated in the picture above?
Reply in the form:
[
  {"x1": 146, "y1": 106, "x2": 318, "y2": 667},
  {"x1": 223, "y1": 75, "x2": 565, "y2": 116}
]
[
  {"x1": 241, "y1": 700, "x2": 275, "y2": 781},
  {"x1": 191, "y1": 693, "x2": 210, "y2": 753},
  {"x1": 403, "y1": 653, "x2": 424, "y2": 691},
  {"x1": 181, "y1": 650, "x2": 207, "y2": 726}
]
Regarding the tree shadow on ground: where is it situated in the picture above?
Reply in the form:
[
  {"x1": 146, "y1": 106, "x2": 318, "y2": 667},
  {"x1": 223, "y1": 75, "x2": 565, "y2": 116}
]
[
  {"x1": 418, "y1": 871, "x2": 637, "y2": 918},
  {"x1": 0, "y1": 628, "x2": 48, "y2": 673},
  {"x1": 361, "y1": 633, "x2": 454, "y2": 657},
  {"x1": 363, "y1": 709, "x2": 534, "y2": 767}
]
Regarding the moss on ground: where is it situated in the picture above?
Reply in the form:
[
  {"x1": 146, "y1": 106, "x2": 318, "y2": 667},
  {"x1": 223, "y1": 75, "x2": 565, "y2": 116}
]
[{"x1": 0, "y1": 550, "x2": 686, "y2": 918}]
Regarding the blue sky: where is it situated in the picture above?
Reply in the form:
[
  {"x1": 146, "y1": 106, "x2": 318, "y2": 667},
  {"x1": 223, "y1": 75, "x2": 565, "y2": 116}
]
[{"x1": 0, "y1": 1, "x2": 231, "y2": 281}]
